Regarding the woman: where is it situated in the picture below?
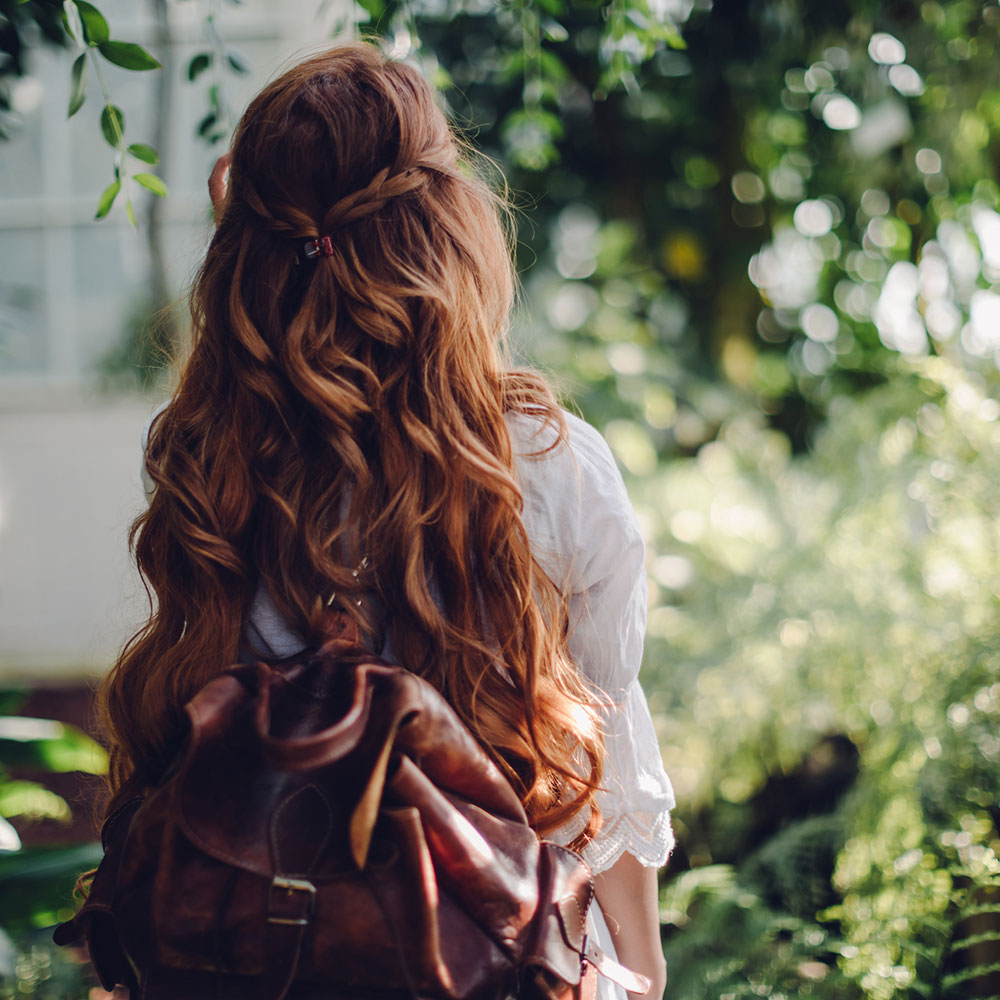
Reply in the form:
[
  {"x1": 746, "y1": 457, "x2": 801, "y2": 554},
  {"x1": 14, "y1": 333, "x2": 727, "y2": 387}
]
[{"x1": 104, "y1": 40, "x2": 673, "y2": 999}]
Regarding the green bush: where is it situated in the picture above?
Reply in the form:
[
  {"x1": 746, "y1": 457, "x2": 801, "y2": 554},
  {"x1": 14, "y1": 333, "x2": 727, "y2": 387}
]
[
  {"x1": 638, "y1": 358, "x2": 1000, "y2": 997},
  {"x1": 0, "y1": 705, "x2": 106, "y2": 1000}
]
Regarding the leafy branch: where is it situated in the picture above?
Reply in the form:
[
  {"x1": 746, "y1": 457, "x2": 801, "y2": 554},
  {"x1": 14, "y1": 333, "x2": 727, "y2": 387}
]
[
  {"x1": 62, "y1": 0, "x2": 167, "y2": 223},
  {"x1": 351, "y1": 0, "x2": 689, "y2": 172},
  {"x1": 187, "y1": 0, "x2": 251, "y2": 146}
]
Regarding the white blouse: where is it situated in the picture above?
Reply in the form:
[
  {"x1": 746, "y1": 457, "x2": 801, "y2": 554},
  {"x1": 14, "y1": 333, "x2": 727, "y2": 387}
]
[
  {"x1": 504, "y1": 410, "x2": 675, "y2": 873},
  {"x1": 504, "y1": 411, "x2": 674, "y2": 1000}
]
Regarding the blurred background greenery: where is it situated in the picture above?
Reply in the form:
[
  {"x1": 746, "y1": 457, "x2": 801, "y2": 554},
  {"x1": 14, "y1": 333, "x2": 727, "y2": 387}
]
[{"x1": 3, "y1": 0, "x2": 1000, "y2": 996}]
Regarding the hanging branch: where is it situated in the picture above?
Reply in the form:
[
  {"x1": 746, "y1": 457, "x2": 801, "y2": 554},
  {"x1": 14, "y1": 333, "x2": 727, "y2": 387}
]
[{"x1": 62, "y1": 0, "x2": 167, "y2": 224}]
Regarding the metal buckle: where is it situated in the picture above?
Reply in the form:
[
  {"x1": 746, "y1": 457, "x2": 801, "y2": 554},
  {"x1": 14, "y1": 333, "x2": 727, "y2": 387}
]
[{"x1": 267, "y1": 876, "x2": 317, "y2": 926}]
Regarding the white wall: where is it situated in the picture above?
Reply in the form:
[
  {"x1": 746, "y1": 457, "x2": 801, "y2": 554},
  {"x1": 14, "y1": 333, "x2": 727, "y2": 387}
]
[{"x1": 0, "y1": 392, "x2": 154, "y2": 678}]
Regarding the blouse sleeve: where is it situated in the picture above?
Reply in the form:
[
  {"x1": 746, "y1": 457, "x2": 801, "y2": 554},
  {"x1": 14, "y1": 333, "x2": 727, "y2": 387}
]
[{"x1": 506, "y1": 411, "x2": 675, "y2": 873}]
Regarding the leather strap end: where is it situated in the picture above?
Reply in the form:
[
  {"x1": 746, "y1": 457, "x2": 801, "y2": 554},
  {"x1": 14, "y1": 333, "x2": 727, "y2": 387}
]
[
  {"x1": 584, "y1": 940, "x2": 652, "y2": 995},
  {"x1": 349, "y1": 732, "x2": 396, "y2": 869},
  {"x1": 52, "y1": 918, "x2": 81, "y2": 946}
]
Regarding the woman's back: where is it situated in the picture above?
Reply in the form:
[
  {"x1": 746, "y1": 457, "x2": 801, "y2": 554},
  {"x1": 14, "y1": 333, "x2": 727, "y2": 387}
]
[{"x1": 101, "y1": 40, "x2": 672, "y2": 998}]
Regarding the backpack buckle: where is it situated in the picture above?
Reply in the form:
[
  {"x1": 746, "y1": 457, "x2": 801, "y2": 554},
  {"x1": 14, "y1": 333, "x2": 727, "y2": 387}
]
[{"x1": 268, "y1": 876, "x2": 317, "y2": 926}]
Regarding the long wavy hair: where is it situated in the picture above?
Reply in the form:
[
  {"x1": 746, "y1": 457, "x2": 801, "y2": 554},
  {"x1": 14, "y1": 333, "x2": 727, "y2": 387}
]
[{"x1": 98, "y1": 41, "x2": 603, "y2": 846}]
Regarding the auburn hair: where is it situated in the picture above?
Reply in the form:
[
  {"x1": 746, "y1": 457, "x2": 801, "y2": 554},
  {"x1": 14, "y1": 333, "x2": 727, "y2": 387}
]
[{"x1": 98, "y1": 41, "x2": 604, "y2": 846}]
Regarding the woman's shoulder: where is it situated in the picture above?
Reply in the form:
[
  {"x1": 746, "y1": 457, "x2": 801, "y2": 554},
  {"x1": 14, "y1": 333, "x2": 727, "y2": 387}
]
[
  {"x1": 504, "y1": 407, "x2": 642, "y2": 588},
  {"x1": 505, "y1": 407, "x2": 618, "y2": 474},
  {"x1": 505, "y1": 407, "x2": 635, "y2": 513}
]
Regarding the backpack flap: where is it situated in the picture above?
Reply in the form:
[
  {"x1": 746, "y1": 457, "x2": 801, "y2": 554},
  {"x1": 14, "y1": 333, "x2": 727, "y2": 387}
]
[
  {"x1": 386, "y1": 752, "x2": 541, "y2": 941},
  {"x1": 174, "y1": 659, "x2": 413, "y2": 878},
  {"x1": 392, "y1": 675, "x2": 529, "y2": 824}
]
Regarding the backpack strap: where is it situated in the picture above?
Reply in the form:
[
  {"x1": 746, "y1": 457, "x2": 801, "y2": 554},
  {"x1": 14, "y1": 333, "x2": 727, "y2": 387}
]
[
  {"x1": 262, "y1": 876, "x2": 317, "y2": 1000},
  {"x1": 583, "y1": 940, "x2": 651, "y2": 995}
]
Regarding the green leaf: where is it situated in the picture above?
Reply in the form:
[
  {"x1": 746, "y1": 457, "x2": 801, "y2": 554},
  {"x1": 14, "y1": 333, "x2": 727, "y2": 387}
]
[
  {"x1": 100, "y1": 103, "x2": 124, "y2": 147},
  {"x1": 75, "y1": 0, "x2": 109, "y2": 44},
  {"x1": 61, "y1": 0, "x2": 85, "y2": 47},
  {"x1": 0, "y1": 717, "x2": 107, "y2": 773},
  {"x1": 500, "y1": 50, "x2": 525, "y2": 85},
  {"x1": 95, "y1": 178, "x2": 120, "y2": 218},
  {"x1": 0, "y1": 781, "x2": 71, "y2": 822},
  {"x1": 538, "y1": 48, "x2": 570, "y2": 84},
  {"x1": 664, "y1": 25, "x2": 687, "y2": 50},
  {"x1": 126, "y1": 199, "x2": 137, "y2": 228},
  {"x1": 941, "y1": 962, "x2": 1000, "y2": 990},
  {"x1": 542, "y1": 18, "x2": 569, "y2": 43},
  {"x1": 0, "y1": 690, "x2": 27, "y2": 715},
  {"x1": 187, "y1": 51, "x2": 212, "y2": 81},
  {"x1": 356, "y1": 0, "x2": 385, "y2": 20},
  {"x1": 127, "y1": 142, "x2": 159, "y2": 164},
  {"x1": 67, "y1": 52, "x2": 88, "y2": 117},
  {"x1": 197, "y1": 112, "x2": 218, "y2": 139},
  {"x1": 0, "y1": 815, "x2": 20, "y2": 852},
  {"x1": 225, "y1": 49, "x2": 250, "y2": 74},
  {"x1": 98, "y1": 40, "x2": 161, "y2": 71},
  {"x1": 0, "y1": 842, "x2": 102, "y2": 884},
  {"x1": 134, "y1": 172, "x2": 167, "y2": 197}
]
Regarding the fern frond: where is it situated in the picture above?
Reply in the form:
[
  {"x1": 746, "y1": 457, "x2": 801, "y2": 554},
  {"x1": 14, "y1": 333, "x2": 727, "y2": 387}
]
[
  {"x1": 949, "y1": 930, "x2": 1000, "y2": 954},
  {"x1": 960, "y1": 903, "x2": 1000, "y2": 919},
  {"x1": 941, "y1": 961, "x2": 1000, "y2": 990}
]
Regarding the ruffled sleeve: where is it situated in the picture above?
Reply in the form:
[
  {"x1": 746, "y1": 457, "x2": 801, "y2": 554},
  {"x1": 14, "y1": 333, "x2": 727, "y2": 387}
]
[{"x1": 506, "y1": 410, "x2": 675, "y2": 873}]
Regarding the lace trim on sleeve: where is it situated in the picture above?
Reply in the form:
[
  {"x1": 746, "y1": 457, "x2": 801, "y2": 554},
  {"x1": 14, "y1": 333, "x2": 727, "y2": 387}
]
[
  {"x1": 549, "y1": 794, "x2": 675, "y2": 874},
  {"x1": 581, "y1": 809, "x2": 675, "y2": 873}
]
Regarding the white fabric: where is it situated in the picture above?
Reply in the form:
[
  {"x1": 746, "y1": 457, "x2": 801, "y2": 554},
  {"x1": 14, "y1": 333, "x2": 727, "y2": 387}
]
[
  {"x1": 142, "y1": 403, "x2": 674, "y2": 991},
  {"x1": 505, "y1": 410, "x2": 674, "y2": 1000},
  {"x1": 505, "y1": 410, "x2": 675, "y2": 871}
]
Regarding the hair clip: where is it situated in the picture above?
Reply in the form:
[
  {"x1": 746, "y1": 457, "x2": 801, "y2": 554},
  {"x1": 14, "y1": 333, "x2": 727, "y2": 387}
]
[{"x1": 303, "y1": 236, "x2": 334, "y2": 259}]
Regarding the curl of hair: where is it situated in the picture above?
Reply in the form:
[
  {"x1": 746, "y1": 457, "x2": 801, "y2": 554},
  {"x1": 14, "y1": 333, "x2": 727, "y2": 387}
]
[{"x1": 98, "y1": 41, "x2": 604, "y2": 849}]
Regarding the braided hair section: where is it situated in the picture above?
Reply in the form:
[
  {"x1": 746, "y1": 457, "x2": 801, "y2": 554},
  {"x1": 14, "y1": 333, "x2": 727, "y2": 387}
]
[{"x1": 238, "y1": 162, "x2": 435, "y2": 244}]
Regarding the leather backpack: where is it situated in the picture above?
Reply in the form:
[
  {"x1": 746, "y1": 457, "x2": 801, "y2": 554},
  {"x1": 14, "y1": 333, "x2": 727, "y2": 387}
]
[{"x1": 54, "y1": 622, "x2": 650, "y2": 1000}]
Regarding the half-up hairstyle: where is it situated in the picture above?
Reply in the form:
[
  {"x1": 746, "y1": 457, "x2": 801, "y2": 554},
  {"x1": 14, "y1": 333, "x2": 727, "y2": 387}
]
[{"x1": 98, "y1": 41, "x2": 604, "y2": 847}]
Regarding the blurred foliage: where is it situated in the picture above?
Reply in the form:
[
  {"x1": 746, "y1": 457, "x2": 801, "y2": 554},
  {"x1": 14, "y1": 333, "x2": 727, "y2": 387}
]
[
  {"x1": 0, "y1": 929, "x2": 98, "y2": 1000},
  {"x1": 0, "y1": 695, "x2": 106, "y2": 1000},
  {"x1": 637, "y1": 358, "x2": 1000, "y2": 996},
  {"x1": 98, "y1": 294, "x2": 179, "y2": 390},
  {"x1": 357, "y1": 0, "x2": 1000, "y2": 449},
  {"x1": 0, "y1": 0, "x2": 67, "y2": 139}
]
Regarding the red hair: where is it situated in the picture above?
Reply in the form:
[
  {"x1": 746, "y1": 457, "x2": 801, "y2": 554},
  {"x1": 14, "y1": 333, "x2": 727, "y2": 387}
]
[{"x1": 98, "y1": 41, "x2": 603, "y2": 846}]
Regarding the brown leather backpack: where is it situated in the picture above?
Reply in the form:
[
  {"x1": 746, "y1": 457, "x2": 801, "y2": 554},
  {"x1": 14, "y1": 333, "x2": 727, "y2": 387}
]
[{"x1": 55, "y1": 627, "x2": 649, "y2": 1000}]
